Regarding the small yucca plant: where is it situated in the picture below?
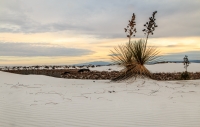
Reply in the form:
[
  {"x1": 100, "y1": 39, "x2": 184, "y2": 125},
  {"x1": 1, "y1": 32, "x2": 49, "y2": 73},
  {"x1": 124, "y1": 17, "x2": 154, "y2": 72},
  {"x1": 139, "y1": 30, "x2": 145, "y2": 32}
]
[
  {"x1": 181, "y1": 55, "x2": 190, "y2": 80},
  {"x1": 111, "y1": 39, "x2": 160, "y2": 81}
]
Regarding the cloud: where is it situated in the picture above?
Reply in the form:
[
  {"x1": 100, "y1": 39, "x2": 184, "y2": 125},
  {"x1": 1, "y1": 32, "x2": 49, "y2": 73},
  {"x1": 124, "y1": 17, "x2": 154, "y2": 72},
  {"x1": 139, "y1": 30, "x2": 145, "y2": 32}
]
[
  {"x1": 166, "y1": 45, "x2": 182, "y2": 47},
  {"x1": 0, "y1": 0, "x2": 200, "y2": 38},
  {"x1": 108, "y1": 54, "x2": 120, "y2": 57},
  {"x1": 0, "y1": 42, "x2": 94, "y2": 57}
]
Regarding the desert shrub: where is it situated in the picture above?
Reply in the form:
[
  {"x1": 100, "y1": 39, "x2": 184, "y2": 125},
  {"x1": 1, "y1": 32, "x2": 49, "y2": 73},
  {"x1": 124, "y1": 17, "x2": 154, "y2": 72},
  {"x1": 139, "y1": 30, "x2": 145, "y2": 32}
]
[{"x1": 181, "y1": 71, "x2": 190, "y2": 80}]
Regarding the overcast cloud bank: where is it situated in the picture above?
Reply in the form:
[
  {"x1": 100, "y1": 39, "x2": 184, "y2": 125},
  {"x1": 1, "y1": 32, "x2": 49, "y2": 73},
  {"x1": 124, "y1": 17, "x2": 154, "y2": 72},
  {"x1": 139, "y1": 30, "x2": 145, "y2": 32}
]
[
  {"x1": 0, "y1": 42, "x2": 94, "y2": 57},
  {"x1": 0, "y1": 0, "x2": 200, "y2": 38}
]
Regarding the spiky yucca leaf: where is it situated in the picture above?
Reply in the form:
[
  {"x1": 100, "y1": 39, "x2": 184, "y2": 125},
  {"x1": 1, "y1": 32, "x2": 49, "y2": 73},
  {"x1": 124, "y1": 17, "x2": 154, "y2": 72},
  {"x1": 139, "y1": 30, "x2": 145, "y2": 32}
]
[
  {"x1": 128, "y1": 39, "x2": 160, "y2": 65},
  {"x1": 111, "y1": 39, "x2": 160, "y2": 81},
  {"x1": 111, "y1": 42, "x2": 133, "y2": 67}
]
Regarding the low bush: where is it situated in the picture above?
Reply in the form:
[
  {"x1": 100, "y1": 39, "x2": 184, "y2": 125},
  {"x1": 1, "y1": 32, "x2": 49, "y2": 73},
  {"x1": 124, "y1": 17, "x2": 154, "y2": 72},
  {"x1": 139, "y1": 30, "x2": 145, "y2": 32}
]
[{"x1": 181, "y1": 71, "x2": 190, "y2": 80}]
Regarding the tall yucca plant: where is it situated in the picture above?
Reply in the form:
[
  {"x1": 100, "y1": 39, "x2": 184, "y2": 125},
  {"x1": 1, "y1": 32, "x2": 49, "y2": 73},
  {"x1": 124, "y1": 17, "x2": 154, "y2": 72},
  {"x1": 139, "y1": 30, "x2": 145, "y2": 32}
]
[
  {"x1": 111, "y1": 11, "x2": 159, "y2": 81},
  {"x1": 111, "y1": 39, "x2": 160, "y2": 81}
]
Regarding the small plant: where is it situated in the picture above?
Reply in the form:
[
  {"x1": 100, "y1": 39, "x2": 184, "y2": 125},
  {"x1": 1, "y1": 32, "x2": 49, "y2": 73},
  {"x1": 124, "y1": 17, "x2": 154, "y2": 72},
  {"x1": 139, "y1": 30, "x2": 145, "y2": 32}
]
[
  {"x1": 181, "y1": 71, "x2": 190, "y2": 80},
  {"x1": 181, "y1": 55, "x2": 190, "y2": 80},
  {"x1": 183, "y1": 55, "x2": 190, "y2": 72}
]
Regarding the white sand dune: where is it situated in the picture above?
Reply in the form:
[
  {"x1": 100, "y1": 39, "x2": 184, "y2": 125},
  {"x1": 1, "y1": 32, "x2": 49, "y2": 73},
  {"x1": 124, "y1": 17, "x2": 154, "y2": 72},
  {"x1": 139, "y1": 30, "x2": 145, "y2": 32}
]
[
  {"x1": 0, "y1": 63, "x2": 200, "y2": 127},
  {"x1": 90, "y1": 63, "x2": 200, "y2": 73}
]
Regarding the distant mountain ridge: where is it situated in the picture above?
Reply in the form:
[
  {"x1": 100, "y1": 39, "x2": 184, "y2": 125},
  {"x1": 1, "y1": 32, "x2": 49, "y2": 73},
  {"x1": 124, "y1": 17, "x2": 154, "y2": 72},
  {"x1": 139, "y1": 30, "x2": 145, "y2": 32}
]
[{"x1": 73, "y1": 61, "x2": 111, "y2": 66}]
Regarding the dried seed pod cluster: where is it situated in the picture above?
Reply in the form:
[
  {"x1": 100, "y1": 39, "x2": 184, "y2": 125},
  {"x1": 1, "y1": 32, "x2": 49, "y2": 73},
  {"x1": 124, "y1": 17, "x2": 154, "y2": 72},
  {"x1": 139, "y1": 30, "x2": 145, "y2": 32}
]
[
  {"x1": 124, "y1": 13, "x2": 137, "y2": 42},
  {"x1": 143, "y1": 11, "x2": 158, "y2": 40}
]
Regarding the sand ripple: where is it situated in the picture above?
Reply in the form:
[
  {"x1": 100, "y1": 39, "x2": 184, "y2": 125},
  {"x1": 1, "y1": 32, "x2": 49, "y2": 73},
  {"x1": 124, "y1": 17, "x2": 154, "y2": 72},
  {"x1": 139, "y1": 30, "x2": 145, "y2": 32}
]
[{"x1": 0, "y1": 73, "x2": 200, "y2": 127}]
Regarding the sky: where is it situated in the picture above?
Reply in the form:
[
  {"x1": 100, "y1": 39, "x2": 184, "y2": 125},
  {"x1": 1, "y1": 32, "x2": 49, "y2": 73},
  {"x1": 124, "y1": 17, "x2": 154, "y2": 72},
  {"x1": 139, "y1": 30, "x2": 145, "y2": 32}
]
[{"x1": 0, "y1": 0, "x2": 200, "y2": 66}]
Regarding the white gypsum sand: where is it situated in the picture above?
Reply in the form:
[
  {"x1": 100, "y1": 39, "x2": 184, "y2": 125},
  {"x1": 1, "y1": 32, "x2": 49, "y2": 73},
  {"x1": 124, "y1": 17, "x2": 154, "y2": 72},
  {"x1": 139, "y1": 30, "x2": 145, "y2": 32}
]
[
  {"x1": 0, "y1": 63, "x2": 200, "y2": 127},
  {"x1": 90, "y1": 63, "x2": 200, "y2": 73}
]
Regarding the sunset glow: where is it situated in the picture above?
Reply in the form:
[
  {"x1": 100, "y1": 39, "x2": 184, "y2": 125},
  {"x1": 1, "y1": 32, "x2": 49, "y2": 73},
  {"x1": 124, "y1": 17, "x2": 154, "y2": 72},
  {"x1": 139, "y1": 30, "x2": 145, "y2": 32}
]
[{"x1": 0, "y1": 0, "x2": 200, "y2": 65}]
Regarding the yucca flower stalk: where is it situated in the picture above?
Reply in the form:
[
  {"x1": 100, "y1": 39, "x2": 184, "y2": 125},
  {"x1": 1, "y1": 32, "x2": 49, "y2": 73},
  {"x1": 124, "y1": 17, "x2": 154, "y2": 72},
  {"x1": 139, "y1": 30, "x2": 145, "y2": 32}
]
[
  {"x1": 142, "y1": 11, "x2": 158, "y2": 44},
  {"x1": 111, "y1": 39, "x2": 160, "y2": 81},
  {"x1": 124, "y1": 13, "x2": 137, "y2": 43}
]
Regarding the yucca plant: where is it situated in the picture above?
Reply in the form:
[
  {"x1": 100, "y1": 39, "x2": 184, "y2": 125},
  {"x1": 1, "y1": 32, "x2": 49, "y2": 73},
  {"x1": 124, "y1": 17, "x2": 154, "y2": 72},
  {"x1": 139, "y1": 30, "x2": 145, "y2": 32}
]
[
  {"x1": 111, "y1": 39, "x2": 160, "y2": 81},
  {"x1": 181, "y1": 55, "x2": 190, "y2": 80},
  {"x1": 111, "y1": 11, "x2": 159, "y2": 81}
]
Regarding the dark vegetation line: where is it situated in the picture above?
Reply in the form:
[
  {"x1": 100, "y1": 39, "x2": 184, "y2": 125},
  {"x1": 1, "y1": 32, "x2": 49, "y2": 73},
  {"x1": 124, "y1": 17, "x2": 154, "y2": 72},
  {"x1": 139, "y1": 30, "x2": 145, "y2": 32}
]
[{"x1": 3, "y1": 69, "x2": 200, "y2": 81}]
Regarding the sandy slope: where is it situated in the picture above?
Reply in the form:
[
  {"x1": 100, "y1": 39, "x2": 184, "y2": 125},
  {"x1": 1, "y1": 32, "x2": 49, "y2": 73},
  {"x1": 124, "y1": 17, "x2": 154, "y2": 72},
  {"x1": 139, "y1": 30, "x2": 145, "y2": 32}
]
[{"x1": 0, "y1": 70, "x2": 200, "y2": 127}]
